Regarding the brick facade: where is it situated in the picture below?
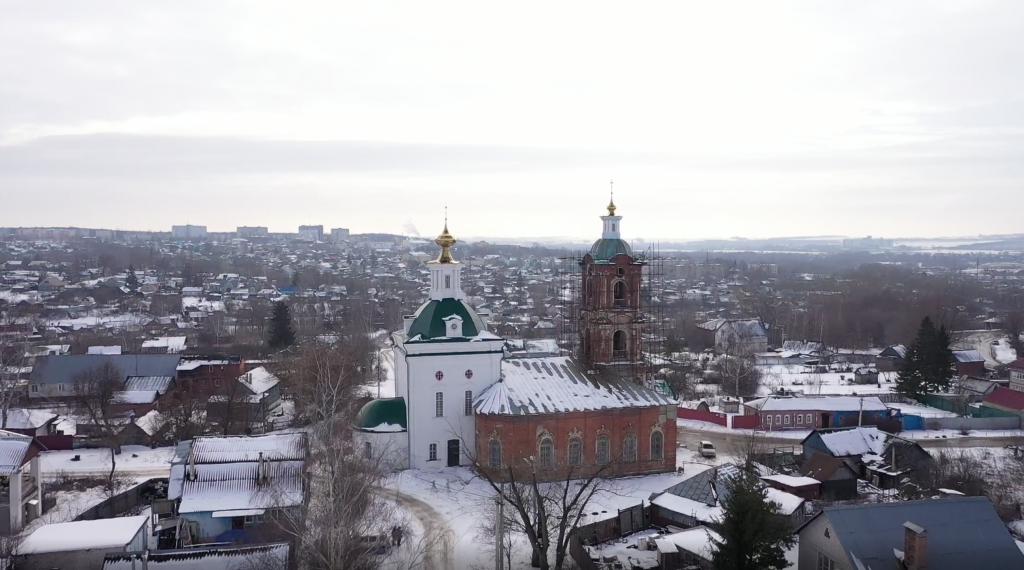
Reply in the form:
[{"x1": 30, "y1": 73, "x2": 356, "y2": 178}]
[
  {"x1": 580, "y1": 255, "x2": 646, "y2": 381},
  {"x1": 474, "y1": 405, "x2": 676, "y2": 481}
]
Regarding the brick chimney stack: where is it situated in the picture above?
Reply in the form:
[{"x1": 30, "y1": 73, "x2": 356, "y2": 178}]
[{"x1": 903, "y1": 521, "x2": 928, "y2": 570}]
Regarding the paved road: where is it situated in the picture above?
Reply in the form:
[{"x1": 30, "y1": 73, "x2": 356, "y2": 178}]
[{"x1": 390, "y1": 488, "x2": 455, "y2": 570}]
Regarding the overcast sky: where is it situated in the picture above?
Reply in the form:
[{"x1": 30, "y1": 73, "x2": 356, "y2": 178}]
[{"x1": 1, "y1": 1, "x2": 1022, "y2": 241}]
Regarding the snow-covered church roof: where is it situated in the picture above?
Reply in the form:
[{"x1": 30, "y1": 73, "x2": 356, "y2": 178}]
[{"x1": 474, "y1": 356, "x2": 675, "y2": 415}]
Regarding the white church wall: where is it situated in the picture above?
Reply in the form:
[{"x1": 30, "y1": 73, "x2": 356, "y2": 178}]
[{"x1": 354, "y1": 430, "x2": 409, "y2": 471}]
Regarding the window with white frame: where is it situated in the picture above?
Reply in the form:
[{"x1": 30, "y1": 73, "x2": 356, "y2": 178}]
[
  {"x1": 596, "y1": 435, "x2": 610, "y2": 464},
  {"x1": 539, "y1": 438, "x2": 554, "y2": 469},
  {"x1": 57, "y1": 383, "x2": 65, "y2": 392},
  {"x1": 445, "y1": 275, "x2": 451, "y2": 288},
  {"x1": 784, "y1": 414, "x2": 791, "y2": 425},
  {"x1": 650, "y1": 431, "x2": 664, "y2": 461},
  {"x1": 464, "y1": 390, "x2": 473, "y2": 415},
  {"x1": 568, "y1": 436, "x2": 583, "y2": 467},
  {"x1": 623, "y1": 434, "x2": 638, "y2": 463},
  {"x1": 766, "y1": 414, "x2": 772, "y2": 425},
  {"x1": 775, "y1": 415, "x2": 781, "y2": 425},
  {"x1": 429, "y1": 443, "x2": 438, "y2": 461},
  {"x1": 816, "y1": 551, "x2": 835, "y2": 570},
  {"x1": 435, "y1": 392, "x2": 444, "y2": 417},
  {"x1": 488, "y1": 439, "x2": 502, "y2": 468},
  {"x1": 30, "y1": 385, "x2": 38, "y2": 393}
]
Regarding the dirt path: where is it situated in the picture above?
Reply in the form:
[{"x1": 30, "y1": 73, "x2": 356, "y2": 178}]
[{"x1": 390, "y1": 488, "x2": 455, "y2": 570}]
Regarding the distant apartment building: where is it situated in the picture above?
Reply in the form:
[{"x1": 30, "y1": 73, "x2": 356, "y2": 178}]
[
  {"x1": 171, "y1": 225, "x2": 207, "y2": 239},
  {"x1": 842, "y1": 236, "x2": 893, "y2": 251},
  {"x1": 236, "y1": 226, "x2": 268, "y2": 238},
  {"x1": 748, "y1": 263, "x2": 778, "y2": 275},
  {"x1": 330, "y1": 227, "x2": 350, "y2": 242},
  {"x1": 298, "y1": 225, "x2": 324, "y2": 241}
]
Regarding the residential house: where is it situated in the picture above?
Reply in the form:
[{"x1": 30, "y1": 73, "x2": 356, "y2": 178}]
[
  {"x1": 649, "y1": 464, "x2": 806, "y2": 530},
  {"x1": 982, "y1": 386, "x2": 1024, "y2": 414},
  {"x1": 877, "y1": 344, "x2": 906, "y2": 372},
  {"x1": 798, "y1": 453, "x2": 859, "y2": 500},
  {"x1": 742, "y1": 396, "x2": 893, "y2": 430},
  {"x1": 800, "y1": 426, "x2": 933, "y2": 490},
  {"x1": 28, "y1": 354, "x2": 181, "y2": 401},
  {"x1": 168, "y1": 433, "x2": 309, "y2": 545},
  {"x1": 795, "y1": 497, "x2": 1023, "y2": 570},
  {"x1": 1, "y1": 408, "x2": 59, "y2": 437},
  {"x1": 207, "y1": 366, "x2": 283, "y2": 432},
  {"x1": 698, "y1": 319, "x2": 769, "y2": 355},
  {"x1": 760, "y1": 473, "x2": 821, "y2": 500},
  {"x1": 654, "y1": 526, "x2": 721, "y2": 570},
  {"x1": 951, "y1": 348, "x2": 985, "y2": 376},
  {"x1": 16, "y1": 516, "x2": 149, "y2": 570},
  {"x1": 141, "y1": 336, "x2": 188, "y2": 354},
  {"x1": 1008, "y1": 358, "x2": 1024, "y2": 391},
  {"x1": 0, "y1": 430, "x2": 43, "y2": 533},
  {"x1": 103, "y1": 543, "x2": 290, "y2": 570}
]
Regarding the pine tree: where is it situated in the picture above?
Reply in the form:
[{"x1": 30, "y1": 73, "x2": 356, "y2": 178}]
[
  {"x1": 268, "y1": 301, "x2": 296, "y2": 349},
  {"x1": 897, "y1": 317, "x2": 954, "y2": 398},
  {"x1": 125, "y1": 264, "x2": 140, "y2": 293},
  {"x1": 712, "y1": 470, "x2": 795, "y2": 570}
]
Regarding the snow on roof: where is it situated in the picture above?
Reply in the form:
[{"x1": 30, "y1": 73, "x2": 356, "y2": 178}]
[
  {"x1": 190, "y1": 433, "x2": 306, "y2": 464},
  {"x1": 178, "y1": 461, "x2": 305, "y2": 514},
  {"x1": 103, "y1": 543, "x2": 290, "y2": 570},
  {"x1": 651, "y1": 492, "x2": 722, "y2": 524},
  {"x1": 952, "y1": 349, "x2": 984, "y2": 363},
  {"x1": 765, "y1": 487, "x2": 804, "y2": 515},
  {"x1": 474, "y1": 356, "x2": 675, "y2": 415},
  {"x1": 0, "y1": 431, "x2": 33, "y2": 475},
  {"x1": 657, "y1": 526, "x2": 722, "y2": 559},
  {"x1": 817, "y1": 427, "x2": 886, "y2": 457},
  {"x1": 113, "y1": 390, "x2": 158, "y2": 405},
  {"x1": 141, "y1": 336, "x2": 187, "y2": 352},
  {"x1": 20, "y1": 515, "x2": 148, "y2": 554},
  {"x1": 135, "y1": 410, "x2": 165, "y2": 436},
  {"x1": 761, "y1": 474, "x2": 821, "y2": 488},
  {"x1": 1, "y1": 408, "x2": 58, "y2": 430},
  {"x1": 745, "y1": 396, "x2": 887, "y2": 412},
  {"x1": 238, "y1": 366, "x2": 280, "y2": 395},
  {"x1": 124, "y1": 375, "x2": 174, "y2": 394}
]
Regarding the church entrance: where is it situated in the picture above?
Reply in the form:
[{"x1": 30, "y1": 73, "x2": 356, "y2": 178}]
[{"x1": 447, "y1": 439, "x2": 460, "y2": 467}]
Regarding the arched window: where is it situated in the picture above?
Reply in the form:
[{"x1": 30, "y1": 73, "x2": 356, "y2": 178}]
[
  {"x1": 596, "y1": 435, "x2": 610, "y2": 465},
  {"x1": 568, "y1": 436, "x2": 583, "y2": 467},
  {"x1": 539, "y1": 438, "x2": 554, "y2": 469},
  {"x1": 613, "y1": 331, "x2": 627, "y2": 359},
  {"x1": 586, "y1": 278, "x2": 593, "y2": 299},
  {"x1": 614, "y1": 280, "x2": 626, "y2": 301},
  {"x1": 650, "y1": 431, "x2": 664, "y2": 461},
  {"x1": 488, "y1": 439, "x2": 502, "y2": 469},
  {"x1": 435, "y1": 392, "x2": 444, "y2": 417},
  {"x1": 623, "y1": 434, "x2": 638, "y2": 463}
]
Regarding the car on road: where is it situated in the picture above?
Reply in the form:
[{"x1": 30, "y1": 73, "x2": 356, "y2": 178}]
[{"x1": 699, "y1": 441, "x2": 716, "y2": 458}]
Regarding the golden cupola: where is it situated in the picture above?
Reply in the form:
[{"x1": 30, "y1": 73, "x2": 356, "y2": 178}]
[{"x1": 434, "y1": 222, "x2": 457, "y2": 264}]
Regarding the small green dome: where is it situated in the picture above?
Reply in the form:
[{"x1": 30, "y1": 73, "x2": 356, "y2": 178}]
[
  {"x1": 589, "y1": 238, "x2": 632, "y2": 261},
  {"x1": 355, "y1": 397, "x2": 407, "y2": 432},
  {"x1": 407, "y1": 298, "x2": 485, "y2": 340}
]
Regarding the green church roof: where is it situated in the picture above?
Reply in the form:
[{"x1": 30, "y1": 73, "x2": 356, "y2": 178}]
[
  {"x1": 407, "y1": 298, "x2": 484, "y2": 340},
  {"x1": 355, "y1": 397, "x2": 407, "y2": 432},
  {"x1": 589, "y1": 238, "x2": 633, "y2": 261}
]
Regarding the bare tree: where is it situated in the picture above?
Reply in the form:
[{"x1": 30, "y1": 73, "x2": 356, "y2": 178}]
[
  {"x1": 710, "y1": 355, "x2": 763, "y2": 398},
  {"x1": 1005, "y1": 310, "x2": 1024, "y2": 359},
  {"x1": 68, "y1": 361, "x2": 126, "y2": 488},
  {"x1": 0, "y1": 307, "x2": 30, "y2": 428}
]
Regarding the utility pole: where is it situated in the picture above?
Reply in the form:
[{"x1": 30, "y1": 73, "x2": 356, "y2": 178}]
[{"x1": 858, "y1": 396, "x2": 863, "y2": 426}]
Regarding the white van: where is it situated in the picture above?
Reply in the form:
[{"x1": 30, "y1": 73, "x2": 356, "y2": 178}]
[{"x1": 699, "y1": 441, "x2": 716, "y2": 458}]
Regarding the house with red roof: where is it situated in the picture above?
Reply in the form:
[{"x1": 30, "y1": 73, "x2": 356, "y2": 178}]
[{"x1": 982, "y1": 386, "x2": 1024, "y2": 414}]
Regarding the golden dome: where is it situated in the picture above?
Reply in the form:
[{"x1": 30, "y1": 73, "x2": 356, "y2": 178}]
[
  {"x1": 607, "y1": 196, "x2": 617, "y2": 216},
  {"x1": 434, "y1": 222, "x2": 457, "y2": 263}
]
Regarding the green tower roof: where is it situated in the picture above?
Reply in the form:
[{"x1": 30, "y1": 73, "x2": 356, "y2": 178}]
[
  {"x1": 589, "y1": 238, "x2": 633, "y2": 261},
  {"x1": 407, "y1": 298, "x2": 484, "y2": 340},
  {"x1": 355, "y1": 397, "x2": 407, "y2": 432}
]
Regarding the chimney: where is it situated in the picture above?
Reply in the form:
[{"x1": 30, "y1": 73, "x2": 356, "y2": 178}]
[{"x1": 903, "y1": 521, "x2": 927, "y2": 570}]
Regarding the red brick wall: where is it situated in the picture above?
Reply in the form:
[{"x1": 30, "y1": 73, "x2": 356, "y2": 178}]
[
  {"x1": 677, "y1": 407, "x2": 727, "y2": 426},
  {"x1": 758, "y1": 410, "x2": 822, "y2": 430},
  {"x1": 475, "y1": 405, "x2": 676, "y2": 481}
]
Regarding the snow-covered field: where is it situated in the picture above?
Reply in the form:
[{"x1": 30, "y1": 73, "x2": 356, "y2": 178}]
[{"x1": 759, "y1": 365, "x2": 897, "y2": 397}]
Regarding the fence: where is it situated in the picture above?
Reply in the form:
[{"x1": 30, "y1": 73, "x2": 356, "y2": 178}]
[
  {"x1": 36, "y1": 434, "x2": 74, "y2": 451},
  {"x1": 569, "y1": 503, "x2": 651, "y2": 569},
  {"x1": 916, "y1": 394, "x2": 1018, "y2": 418},
  {"x1": 678, "y1": 408, "x2": 727, "y2": 427},
  {"x1": 918, "y1": 415, "x2": 1020, "y2": 431},
  {"x1": 732, "y1": 414, "x2": 761, "y2": 429},
  {"x1": 74, "y1": 477, "x2": 168, "y2": 522}
]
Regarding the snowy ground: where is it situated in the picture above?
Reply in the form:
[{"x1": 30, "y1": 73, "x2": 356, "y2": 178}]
[
  {"x1": 23, "y1": 475, "x2": 152, "y2": 536},
  {"x1": 758, "y1": 365, "x2": 897, "y2": 397},
  {"x1": 885, "y1": 402, "x2": 958, "y2": 418},
  {"x1": 40, "y1": 445, "x2": 175, "y2": 478},
  {"x1": 993, "y1": 336, "x2": 1019, "y2": 364}
]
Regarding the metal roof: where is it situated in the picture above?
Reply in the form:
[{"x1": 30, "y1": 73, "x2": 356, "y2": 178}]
[
  {"x1": 123, "y1": 375, "x2": 174, "y2": 393},
  {"x1": 474, "y1": 356, "x2": 676, "y2": 415},
  {"x1": 104, "y1": 543, "x2": 289, "y2": 570},
  {"x1": 178, "y1": 460, "x2": 305, "y2": 514},
  {"x1": 0, "y1": 432, "x2": 32, "y2": 475},
  {"x1": 190, "y1": 433, "x2": 306, "y2": 464},
  {"x1": 812, "y1": 497, "x2": 1023, "y2": 570},
  {"x1": 30, "y1": 354, "x2": 181, "y2": 385}
]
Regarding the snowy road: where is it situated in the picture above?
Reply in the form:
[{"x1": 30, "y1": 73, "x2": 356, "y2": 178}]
[{"x1": 390, "y1": 489, "x2": 455, "y2": 570}]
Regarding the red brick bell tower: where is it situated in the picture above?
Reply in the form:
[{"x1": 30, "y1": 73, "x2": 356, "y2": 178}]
[{"x1": 578, "y1": 195, "x2": 647, "y2": 384}]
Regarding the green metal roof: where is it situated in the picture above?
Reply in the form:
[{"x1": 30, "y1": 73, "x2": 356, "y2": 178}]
[
  {"x1": 589, "y1": 238, "x2": 632, "y2": 261},
  {"x1": 355, "y1": 397, "x2": 407, "y2": 431},
  {"x1": 407, "y1": 298, "x2": 484, "y2": 340}
]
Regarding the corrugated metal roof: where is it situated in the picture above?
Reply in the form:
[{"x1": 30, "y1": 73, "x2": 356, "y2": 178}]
[
  {"x1": 30, "y1": 354, "x2": 181, "y2": 385},
  {"x1": 178, "y1": 461, "x2": 304, "y2": 514},
  {"x1": 104, "y1": 543, "x2": 290, "y2": 570},
  {"x1": 820, "y1": 497, "x2": 1024, "y2": 570},
  {"x1": 123, "y1": 375, "x2": 174, "y2": 393},
  {"x1": 190, "y1": 433, "x2": 306, "y2": 463},
  {"x1": 474, "y1": 356, "x2": 675, "y2": 415},
  {"x1": 0, "y1": 432, "x2": 32, "y2": 475}
]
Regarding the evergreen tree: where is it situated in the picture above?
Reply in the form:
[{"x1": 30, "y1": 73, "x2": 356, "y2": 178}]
[
  {"x1": 125, "y1": 264, "x2": 140, "y2": 293},
  {"x1": 712, "y1": 471, "x2": 795, "y2": 570},
  {"x1": 268, "y1": 301, "x2": 296, "y2": 349},
  {"x1": 896, "y1": 317, "x2": 954, "y2": 398},
  {"x1": 925, "y1": 324, "x2": 954, "y2": 393}
]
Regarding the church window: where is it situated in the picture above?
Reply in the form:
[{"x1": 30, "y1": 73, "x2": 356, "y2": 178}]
[
  {"x1": 464, "y1": 390, "x2": 473, "y2": 415},
  {"x1": 364, "y1": 441, "x2": 372, "y2": 459},
  {"x1": 429, "y1": 443, "x2": 437, "y2": 461},
  {"x1": 650, "y1": 431, "x2": 664, "y2": 461},
  {"x1": 614, "y1": 280, "x2": 626, "y2": 301},
  {"x1": 539, "y1": 438, "x2": 554, "y2": 469},
  {"x1": 568, "y1": 436, "x2": 583, "y2": 467},
  {"x1": 435, "y1": 392, "x2": 444, "y2": 417},
  {"x1": 623, "y1": 434, "x2": 637, "y2": 463},
  {"x1": 596, "y1": 435, "x2": 610, "y2": 464},
  {"x1": 488, "y1": 439, "x2": 502, "y2": 468},
  {"x1": 617, "y1": 267, "x2": 624, "y2": 276},
  {"x1": 613, "y1": 331, "x2": 627, "y2": 358},
  {"x1": 445, "y1": 275, "x2": 451, "y2": 288},
  {"x1": 612, "y1": 223, "x2": 616, "y2": 231}
]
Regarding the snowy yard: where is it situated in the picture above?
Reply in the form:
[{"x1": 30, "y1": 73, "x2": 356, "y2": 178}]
[
  {"x1": 40, "y1": 445, "x2": 175, "y2": 478},
  {"x1": 759, "y1": 365, "x2": 897, "y2": 397}
]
